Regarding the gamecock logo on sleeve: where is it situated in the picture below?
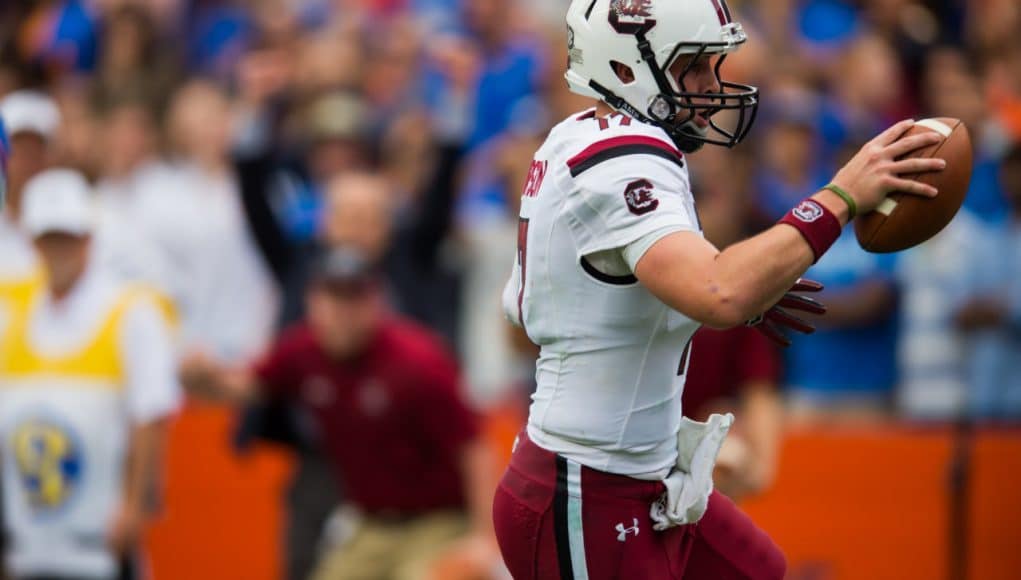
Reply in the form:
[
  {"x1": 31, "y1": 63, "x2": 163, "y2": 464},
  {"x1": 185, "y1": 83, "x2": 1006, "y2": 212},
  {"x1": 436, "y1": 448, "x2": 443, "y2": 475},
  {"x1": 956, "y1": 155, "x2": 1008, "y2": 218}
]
[
  {"x1": 609, "y1": 0, "x2": 656, "y2": 34},
  {"x1": 624, "y1": 178, "x2": 659, "y2": 215}
]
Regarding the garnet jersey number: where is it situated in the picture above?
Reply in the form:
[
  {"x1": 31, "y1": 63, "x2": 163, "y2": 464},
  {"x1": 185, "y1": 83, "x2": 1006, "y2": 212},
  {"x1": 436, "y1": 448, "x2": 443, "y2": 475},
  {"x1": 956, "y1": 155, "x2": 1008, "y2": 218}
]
[{"x1": 516, "y1": 217, "x2": 531, "y2": 329}]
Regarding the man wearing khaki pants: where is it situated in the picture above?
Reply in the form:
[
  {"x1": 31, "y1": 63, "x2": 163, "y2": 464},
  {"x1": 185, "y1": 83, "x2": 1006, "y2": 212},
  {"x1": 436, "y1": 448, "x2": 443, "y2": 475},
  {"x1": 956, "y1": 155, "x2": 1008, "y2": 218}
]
[{"x1": 182, "y1": 247, "x2": 495, "y2": 580}]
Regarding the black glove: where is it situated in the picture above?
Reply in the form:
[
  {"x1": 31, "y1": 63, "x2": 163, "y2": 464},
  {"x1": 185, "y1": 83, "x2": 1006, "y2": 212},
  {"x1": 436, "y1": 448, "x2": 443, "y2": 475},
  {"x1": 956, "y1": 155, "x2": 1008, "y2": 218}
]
[{"x1": 746, "y1": 278, "x2": 826, "y2": 347}]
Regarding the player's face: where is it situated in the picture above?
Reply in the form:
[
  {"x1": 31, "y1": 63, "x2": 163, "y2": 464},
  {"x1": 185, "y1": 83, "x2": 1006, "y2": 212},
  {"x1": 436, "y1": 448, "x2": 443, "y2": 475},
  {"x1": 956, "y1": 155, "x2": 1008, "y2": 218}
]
[
  {"x1": 668, "y1": 53, "x2": 723, "y2": 130},
  {"x1": 33, "y1": 233, "x2": 90, "y2": 296},
  {"x1": 306, "y1": 281, "x2": 382, "y2": 359}
]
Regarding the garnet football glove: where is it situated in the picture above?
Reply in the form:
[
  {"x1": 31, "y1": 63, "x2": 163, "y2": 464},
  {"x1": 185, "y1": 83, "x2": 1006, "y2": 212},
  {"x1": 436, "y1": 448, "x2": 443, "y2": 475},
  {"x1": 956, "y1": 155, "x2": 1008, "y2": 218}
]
[{"x1": 746, "y1": 278, "x2": 826, "y2": 347}]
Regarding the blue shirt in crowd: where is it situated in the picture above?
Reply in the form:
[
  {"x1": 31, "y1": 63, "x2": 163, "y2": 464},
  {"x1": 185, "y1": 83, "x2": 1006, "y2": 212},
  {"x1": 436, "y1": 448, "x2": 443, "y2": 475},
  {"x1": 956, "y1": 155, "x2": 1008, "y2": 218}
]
[
  {"x1": 32, "y1": 0, "x2": 97, "y2": 72},
  {"x1": 962, "y1": 153, "x2": 1010, "y2": 225},
  {"x1": 964, "y1": 219, "x2": 1021, "y2": 418},
  {"x1": 784, "y1": 230, "x2": 900, "y2": 400},
  {"x1": 422, "y1": 35, "x2": 545, "y2": 224}
]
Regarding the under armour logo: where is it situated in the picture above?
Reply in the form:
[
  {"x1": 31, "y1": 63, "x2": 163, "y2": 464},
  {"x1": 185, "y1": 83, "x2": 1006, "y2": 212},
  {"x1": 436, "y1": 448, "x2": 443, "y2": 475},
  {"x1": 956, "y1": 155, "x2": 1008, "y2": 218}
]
[{"x1": 615, "y1": 518, "x2": 640, "y2": 542}]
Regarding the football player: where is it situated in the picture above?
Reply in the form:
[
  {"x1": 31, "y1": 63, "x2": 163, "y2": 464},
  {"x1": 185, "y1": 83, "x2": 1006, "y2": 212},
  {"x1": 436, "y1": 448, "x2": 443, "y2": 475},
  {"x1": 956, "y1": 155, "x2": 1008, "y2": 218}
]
[{"x1": 492, "y1": 1, "x2": 946, "y2": 578}]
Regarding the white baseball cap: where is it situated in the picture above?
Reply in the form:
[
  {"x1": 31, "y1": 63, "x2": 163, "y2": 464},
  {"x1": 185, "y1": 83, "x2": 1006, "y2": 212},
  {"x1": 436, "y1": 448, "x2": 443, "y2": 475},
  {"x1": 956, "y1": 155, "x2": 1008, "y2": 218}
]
[
  {"x1": 0, "y1": 90, "x2": 61, "y2": 140},
  {"x1": 21, "y1": 169, "x2": 96, "y2": 237}
]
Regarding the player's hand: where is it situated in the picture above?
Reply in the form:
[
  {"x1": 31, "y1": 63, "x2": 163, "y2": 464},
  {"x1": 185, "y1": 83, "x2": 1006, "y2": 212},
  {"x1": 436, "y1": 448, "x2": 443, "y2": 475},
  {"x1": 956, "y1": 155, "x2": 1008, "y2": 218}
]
[
  {"x1": 953, "y1": 297, "x2": 1008, "y2": 331},
  {"x1": 236, "y1": 48, "x2": 291, "y2": 106},
  {"x1": 107, "y1": 502, "x2": 145, "y2": 556},
  {"x1": 425, "y1": 533, "x2": 502, "y2": 580},
  {"x1": 712, "y1": 434, "x2": 753, "y2": 500},
  {"x1": 178, "y1": 350, "x2": 221, "y2": 394},
  {"x1": 830, "y1": 119, "x2": 947, "y2": 214},
  {"x1": 746, "y1": 278, "x2": 826, "y2": 347}
]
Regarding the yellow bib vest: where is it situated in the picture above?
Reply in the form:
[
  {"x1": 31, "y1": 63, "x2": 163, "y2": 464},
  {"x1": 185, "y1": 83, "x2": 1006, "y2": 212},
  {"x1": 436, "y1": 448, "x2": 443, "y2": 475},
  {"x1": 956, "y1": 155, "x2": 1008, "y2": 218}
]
[{"x1": 0, "y1": 276, "x2": 172, "y2": 577}]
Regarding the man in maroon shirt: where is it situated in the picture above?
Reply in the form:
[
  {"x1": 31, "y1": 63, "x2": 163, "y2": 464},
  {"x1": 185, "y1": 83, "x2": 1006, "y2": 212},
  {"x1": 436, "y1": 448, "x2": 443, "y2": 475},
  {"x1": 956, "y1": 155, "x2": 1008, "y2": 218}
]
[
  {"x1": 182, "y1": 247, "x2": 494, "y2": 580},
  {"x1": 682, "y1": 326, "x2": 784, "y2": 502}
]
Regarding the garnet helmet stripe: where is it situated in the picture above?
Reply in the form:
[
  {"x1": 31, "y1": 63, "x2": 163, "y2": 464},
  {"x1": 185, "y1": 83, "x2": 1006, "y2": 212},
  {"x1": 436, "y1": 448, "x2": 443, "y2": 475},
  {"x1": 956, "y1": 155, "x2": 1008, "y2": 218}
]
[
  {"x1": 708, "y1": 0, "x2": 728, "y2": 25},
  {"x1": 719, "y1": 0, "x2": 733, "y2": 22}
]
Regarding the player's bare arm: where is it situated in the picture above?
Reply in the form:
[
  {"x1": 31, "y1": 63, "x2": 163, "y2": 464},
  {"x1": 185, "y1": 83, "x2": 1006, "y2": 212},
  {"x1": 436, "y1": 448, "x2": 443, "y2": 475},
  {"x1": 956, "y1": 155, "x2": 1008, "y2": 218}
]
[
  {"x1": 635, "y1": 118, "x2": 946, "y2": 328},
  {"x1": 110, "y1": 418, "x2": 170, "y2": 555},
  {"x1": 178, "y1": 351, "x2": 259, "y2": 404}
]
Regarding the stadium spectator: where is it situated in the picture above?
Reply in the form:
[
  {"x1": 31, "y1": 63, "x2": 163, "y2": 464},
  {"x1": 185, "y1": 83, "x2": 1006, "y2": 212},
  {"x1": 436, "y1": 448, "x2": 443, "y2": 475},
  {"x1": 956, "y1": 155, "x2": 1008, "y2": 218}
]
[
  {"x1": 185, "y1": 1, "x2": 254, "y2": 78},
  {"x1": 182, "y1": 246, "x2": 495, "y2": 580},
  {"x1": 90, "y1": 96, "x2": 177, "y2": 291},
  {"x1": 956, "y1": 144, "x2": 1021, "y2": 419},
  {"x1": 791, "y1": 0, "x2": 862, "y2": 59},
  {"x1": 923, "y1": 47, "x2": 1010, "y2": 225},
  {"x1": 293, "y1": 24, "x2": 365, "y2": 98},
  {"x1": 965, "y1": 0, "x2": 1020, "y2": 58},
  {"x1": 457, "y1": 0, "x2": 546, "y2": 151},
  {"x1": 751, "y1": 85, "x2": 831, "y2": 224},
  {"x1": 781, "y1": 230, "x2": 900, "y2": 421},
  {"x1": 320, "y1": 173, "x2": 395, "y2": 265},
  {"x1": 230, "y1": 42, "x2": 373, "y2": 323},
  {"x1": 987, "y1": 40, "x2": 1021, "y2": 140},
  {"x1": 300, "y1": 93, "x2": 374, "y2": 213},
  {"x1": 49, "y1": 83, "x2": 98, "y2": 178},
  {"x1": 816, "y1": 33, "x2": 909, "y2": 162},
  {"x1": 747, "y1": 88, "x2": 901, "y2": 420},
  {"x1": 164, "y1": 80, "x2": 280, "y2": 365},
  {"x1": 0, "y1": 90, "x2": 60, "y2": 281},
  {"x1": 8, "y1": 0, "x2": 98, "y2": 74},
  {"x1": 321, "y1": 159, "x2": 464, "y2": 346},
  {"x1": 435, "y1": 0, "x2": 548, "y2": 227},
  {"x1": 231, "y1": 91, "x2": 467, "y2": 577},
  {"x1": 0, "y1": 168, "x2": 180, "y2": 580},
  {"x1": 895, "y1": 205, "x2": 993, "y2": 419},
  {"x1": 89, "y1": 3, "x2": 180, "y2": 118}
]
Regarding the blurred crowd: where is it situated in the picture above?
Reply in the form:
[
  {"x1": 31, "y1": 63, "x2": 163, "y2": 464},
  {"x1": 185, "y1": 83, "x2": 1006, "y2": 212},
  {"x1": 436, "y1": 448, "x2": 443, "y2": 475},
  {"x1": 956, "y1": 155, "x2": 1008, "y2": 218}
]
[{"x1": 0, "y1": 0, "x2": 1020, "y2": 578}]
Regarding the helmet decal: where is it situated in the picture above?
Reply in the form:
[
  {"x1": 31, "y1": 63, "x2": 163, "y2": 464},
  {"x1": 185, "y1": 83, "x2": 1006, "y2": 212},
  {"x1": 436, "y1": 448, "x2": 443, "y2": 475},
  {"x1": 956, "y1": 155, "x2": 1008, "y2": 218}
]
[
  {"x1": 609, "y1": 0, "x2": 657, "y2": 34},
  {"x1": 568, "y1": 25, "x2": 584, "y2": 65}
]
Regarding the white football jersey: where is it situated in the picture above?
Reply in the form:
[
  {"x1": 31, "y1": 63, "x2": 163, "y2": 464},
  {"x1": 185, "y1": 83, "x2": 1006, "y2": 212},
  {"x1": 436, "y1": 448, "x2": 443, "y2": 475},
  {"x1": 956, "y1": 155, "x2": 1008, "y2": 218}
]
[{"x1": 502, "y1": 109, "x2": 703, "y2": 479}]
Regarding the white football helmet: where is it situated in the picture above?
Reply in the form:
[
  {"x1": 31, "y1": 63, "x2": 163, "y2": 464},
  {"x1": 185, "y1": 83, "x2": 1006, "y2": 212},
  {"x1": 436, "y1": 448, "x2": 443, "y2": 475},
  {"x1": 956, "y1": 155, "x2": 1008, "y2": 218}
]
[{"x1": 566, "y1": 0, "x2": 758, "y2": 152}]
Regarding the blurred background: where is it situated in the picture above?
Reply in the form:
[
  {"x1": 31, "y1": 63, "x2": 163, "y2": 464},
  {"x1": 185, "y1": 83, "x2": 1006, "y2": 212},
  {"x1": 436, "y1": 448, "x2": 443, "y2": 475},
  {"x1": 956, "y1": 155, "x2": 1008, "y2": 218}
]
[{"x1": 0, "y1": 0, "x2": 1019, "y2": 579}]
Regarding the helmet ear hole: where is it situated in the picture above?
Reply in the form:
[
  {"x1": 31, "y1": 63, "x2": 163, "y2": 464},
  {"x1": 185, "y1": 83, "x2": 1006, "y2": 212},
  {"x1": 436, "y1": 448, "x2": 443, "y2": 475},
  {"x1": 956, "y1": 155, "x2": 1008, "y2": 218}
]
[{"x1": 610, "y1": 61, "x2": 636, "y2": 84}]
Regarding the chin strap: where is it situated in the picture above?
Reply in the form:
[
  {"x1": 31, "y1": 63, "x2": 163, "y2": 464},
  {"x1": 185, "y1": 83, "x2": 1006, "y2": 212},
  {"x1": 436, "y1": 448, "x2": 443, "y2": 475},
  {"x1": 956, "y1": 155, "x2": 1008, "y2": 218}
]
[
  {"x1": 587, "y1": 79, "x2": 704, "y2": 153},
  {"x1": 588, "y1": 80, "x2": 644, "y2": 121}
]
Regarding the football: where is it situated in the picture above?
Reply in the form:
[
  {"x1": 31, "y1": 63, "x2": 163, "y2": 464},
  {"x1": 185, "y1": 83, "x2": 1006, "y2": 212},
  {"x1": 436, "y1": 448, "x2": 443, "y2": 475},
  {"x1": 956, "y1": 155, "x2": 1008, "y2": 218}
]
[{"x1": 854, "y1": 117, "x2": 973, "y2": 253}]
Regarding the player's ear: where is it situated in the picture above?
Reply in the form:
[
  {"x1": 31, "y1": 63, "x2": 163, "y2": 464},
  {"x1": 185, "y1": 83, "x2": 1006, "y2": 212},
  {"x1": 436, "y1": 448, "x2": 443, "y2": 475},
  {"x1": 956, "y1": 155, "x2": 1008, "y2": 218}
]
[{"x1": 611, "y1": 61, "x2": 636, "y2": 84}]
